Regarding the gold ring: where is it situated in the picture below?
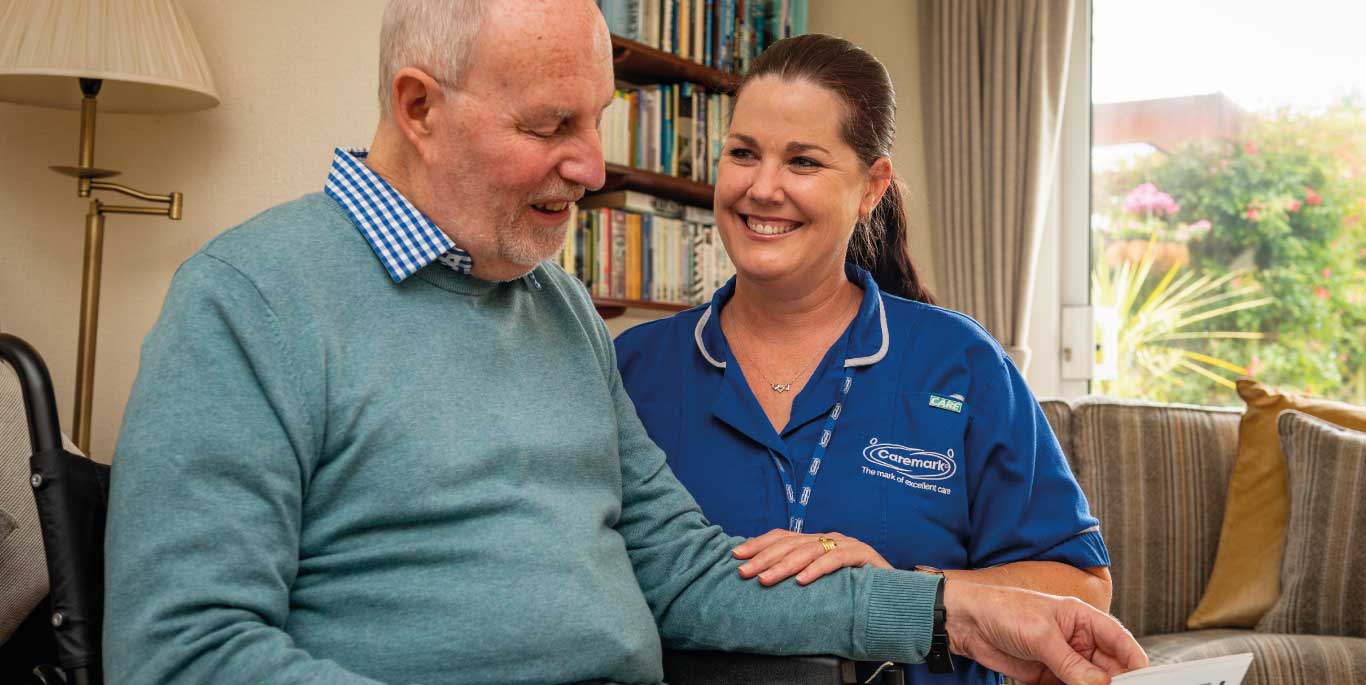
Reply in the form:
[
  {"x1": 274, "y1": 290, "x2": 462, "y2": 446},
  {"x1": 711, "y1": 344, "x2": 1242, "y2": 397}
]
[{"x1": 818, "y1": 536, "x2": 838, "y2": 553}]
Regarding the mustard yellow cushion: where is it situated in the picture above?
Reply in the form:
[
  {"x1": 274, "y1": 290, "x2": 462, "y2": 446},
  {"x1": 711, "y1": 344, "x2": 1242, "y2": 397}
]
[{"x1": 1187, "y1": 379, "x2": 1366, "y2": 629}]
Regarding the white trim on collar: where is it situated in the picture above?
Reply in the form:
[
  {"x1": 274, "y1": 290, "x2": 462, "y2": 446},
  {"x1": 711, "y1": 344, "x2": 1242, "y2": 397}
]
[
  {"x1": 844, "y1": 291, "x2": 889, "y2": 368},
  {"x1": 696, "y1": 290, "x2": 888, "y2": 370},
  {"x1": 695, "y1": 306, "x2": 727, "y2": 369}
]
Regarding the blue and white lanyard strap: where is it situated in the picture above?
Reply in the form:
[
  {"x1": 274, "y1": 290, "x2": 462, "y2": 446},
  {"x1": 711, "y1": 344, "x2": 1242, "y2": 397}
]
[{"x1": 772, "y1": 368, "x2": 855, "y2": 533}]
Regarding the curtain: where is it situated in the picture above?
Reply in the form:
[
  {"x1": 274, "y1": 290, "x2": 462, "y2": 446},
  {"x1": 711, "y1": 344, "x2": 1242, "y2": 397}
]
[{"x1": 920, "y1": 0, "x2": 1077, "y2": 371}]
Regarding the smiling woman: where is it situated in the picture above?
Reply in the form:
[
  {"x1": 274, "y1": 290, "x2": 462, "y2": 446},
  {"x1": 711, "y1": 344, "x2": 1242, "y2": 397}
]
[{"x1": 615, "y1": 33, "x2": 1115, "y2": 684}]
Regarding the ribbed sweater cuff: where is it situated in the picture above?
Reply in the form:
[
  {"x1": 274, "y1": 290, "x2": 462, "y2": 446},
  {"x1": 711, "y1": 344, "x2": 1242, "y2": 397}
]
[{"x1": 861, "y1": 568, "x2": 939, "y2": 664}]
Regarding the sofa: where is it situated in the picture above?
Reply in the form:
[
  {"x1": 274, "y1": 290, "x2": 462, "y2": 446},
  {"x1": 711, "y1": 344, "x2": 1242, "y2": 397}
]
[{"x1": 1037, "y1": 396, "x2": 1366, "y2": 684}]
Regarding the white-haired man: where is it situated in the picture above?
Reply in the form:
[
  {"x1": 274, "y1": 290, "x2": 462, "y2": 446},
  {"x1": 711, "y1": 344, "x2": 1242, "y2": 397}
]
[{"x1": 103, "y1": 1, "x2": 1145, "y2": 683}]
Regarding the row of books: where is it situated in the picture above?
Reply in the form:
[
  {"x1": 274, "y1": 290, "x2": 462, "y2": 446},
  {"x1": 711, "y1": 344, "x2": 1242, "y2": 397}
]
[
  {"x1": 602, "y1": 83, "x2": 733, "y2": 184},
  {"x1": 559, "y1": 190, "x2": 736, "y2": 305},
  {"x1": 598, "y1": 0, "x2": 808, "y2": 74}
]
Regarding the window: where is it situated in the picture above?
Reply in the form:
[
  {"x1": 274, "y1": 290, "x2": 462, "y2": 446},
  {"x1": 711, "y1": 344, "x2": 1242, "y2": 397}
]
[{"x1": 1089, "y1": 0, "x2": 1366, "y2": 404}]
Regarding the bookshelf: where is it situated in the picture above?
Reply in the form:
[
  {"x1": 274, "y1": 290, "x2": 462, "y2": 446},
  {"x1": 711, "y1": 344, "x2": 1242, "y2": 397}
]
[
  {"x1": 610, "y1": 35, "x2": 740, "y2": 94},
  {"x1": 591, "y1": 296, "x2": 691, "y2": 320},
  {"x1": 586, "y1": 34, "x2": 740, "y2": 319},
  {"x1": 601, "y1": 162, "x2": 715, "y2": 208}
]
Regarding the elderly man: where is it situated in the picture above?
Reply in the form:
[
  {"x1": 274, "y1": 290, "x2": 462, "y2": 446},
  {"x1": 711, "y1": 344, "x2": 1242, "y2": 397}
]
[{"x1": 103, "y1": 1, "x2": 1144, "y2": 683}]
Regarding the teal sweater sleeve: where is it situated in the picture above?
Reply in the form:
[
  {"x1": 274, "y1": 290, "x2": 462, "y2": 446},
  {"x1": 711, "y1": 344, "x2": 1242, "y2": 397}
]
[
  {"x1": 599, "y1": 321, "x2": 939, "y2": 663},
  {"x1": 103, "y1": 255, "x2": 381, "y2": 684}
]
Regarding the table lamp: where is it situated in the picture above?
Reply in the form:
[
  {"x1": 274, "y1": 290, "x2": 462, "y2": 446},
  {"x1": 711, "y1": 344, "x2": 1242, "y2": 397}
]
[{"x1": 0, "y1": 0, "x2": 219, "y2": 453}]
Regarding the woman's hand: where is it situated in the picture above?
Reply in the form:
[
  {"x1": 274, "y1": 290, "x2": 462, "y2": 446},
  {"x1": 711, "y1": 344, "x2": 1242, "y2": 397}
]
[{"x1": 732, "y1": 529, "x2": 892, "y2": 586}]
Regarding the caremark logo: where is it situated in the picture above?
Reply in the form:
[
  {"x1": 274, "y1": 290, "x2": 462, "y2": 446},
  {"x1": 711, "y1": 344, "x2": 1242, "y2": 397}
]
[{"x1": 862, "y1": 438, "x2": 957, "y2": 481}]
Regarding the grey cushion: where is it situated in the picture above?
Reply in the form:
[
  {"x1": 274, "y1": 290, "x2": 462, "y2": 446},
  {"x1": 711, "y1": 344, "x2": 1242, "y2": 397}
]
[
  {"x1": 1141, "y1": 629, "x2": 1366, "y2": 684},
  {"x1": 0, "y1": 362, "x2": 49, "y2": 642},
  {"x1": 1066, "y1": 397, "x2": 1242, "y2": 638},
  {"x1": 1257, "y1": 411, "x2": 1366, "y2": 638}
]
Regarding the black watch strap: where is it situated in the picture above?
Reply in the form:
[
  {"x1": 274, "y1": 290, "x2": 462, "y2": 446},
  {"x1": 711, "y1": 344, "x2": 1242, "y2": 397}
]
[{"x1": 926, "y1": 575, "x2": 954, "y2": 674}]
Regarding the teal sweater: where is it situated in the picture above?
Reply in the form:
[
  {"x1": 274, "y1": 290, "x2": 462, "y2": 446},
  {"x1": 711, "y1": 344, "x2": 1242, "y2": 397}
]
[{"x1": 104, "y1": 193, "x2": 938, "y2": 684}]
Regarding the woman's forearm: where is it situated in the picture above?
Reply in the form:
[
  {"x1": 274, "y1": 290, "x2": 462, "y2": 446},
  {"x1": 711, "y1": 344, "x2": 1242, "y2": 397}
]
[{"x1": 942, "y1": 562, "x2": 1113, "y2": 612}]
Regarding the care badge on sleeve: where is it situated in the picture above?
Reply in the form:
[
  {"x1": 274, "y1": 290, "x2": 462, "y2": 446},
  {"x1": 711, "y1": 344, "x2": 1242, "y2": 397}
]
[{"x1": 928, "y1": 394, "x2": 963, "y2": 413}]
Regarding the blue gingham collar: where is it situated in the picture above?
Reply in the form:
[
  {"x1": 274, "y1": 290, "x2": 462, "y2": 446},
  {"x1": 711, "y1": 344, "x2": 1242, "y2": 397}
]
[{"x1": 323, "y1": 147, "x2": 474, "y2": 283}]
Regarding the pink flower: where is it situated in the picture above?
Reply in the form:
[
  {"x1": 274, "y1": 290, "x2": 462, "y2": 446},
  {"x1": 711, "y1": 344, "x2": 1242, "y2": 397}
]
[
  {"x1": 1287, "y1": 199, "x2": 1302, "y2": 212},
  {"x1": 1306, "y1": 188, "x2": 1322, "y2": 205},
  {"x1": 1314, "y1": 286, "x2": 1330, "y2": 300},
  {"x1": 1322, "y1": 268, "x2": 1332, "y2": 278},
  {"x1": 1244, "y1": 142, "x2": 1259, "y2": 155},
  {"x1": 1123, "y1": 182, "x2": 1180, "y2": 215},
  {"x1": 1245, "y1": 207, "x2": 1261, "y2": 221},
  {"x1": 1247, "y1": 354, "x2": 1264, "y2": 377},
  {"x1": 1190, "y1": 219, "x2": 1212, "y2": 233}
]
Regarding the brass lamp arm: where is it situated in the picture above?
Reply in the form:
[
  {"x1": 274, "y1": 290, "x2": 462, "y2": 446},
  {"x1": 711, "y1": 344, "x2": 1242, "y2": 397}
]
[
  {"x1": 88, "y1": 180, "x2": 183, "y2": 220},
  {"x1": 89, "y1": 179, "x2": 171, "y2": 203}
]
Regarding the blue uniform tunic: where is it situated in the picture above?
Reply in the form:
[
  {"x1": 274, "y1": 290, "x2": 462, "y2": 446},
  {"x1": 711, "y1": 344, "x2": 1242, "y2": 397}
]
[{"x1": 614, "y1": 265, "x2": 1110, "y2": 684}]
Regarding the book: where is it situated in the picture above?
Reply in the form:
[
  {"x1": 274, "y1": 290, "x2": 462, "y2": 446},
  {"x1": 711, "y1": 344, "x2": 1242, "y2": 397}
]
[
  {"x1": 600, "y1": 0, "x2": 631, "y2": 36},
  {"x1": 1111, "y1": 653, "x2": 1252, "y2": 685},
  {"x1": 579, "y1": 190, "x2": 685, "y2": 219},
  {"x1": 684, "y1": 205, "x2": 714, "y2": 224},
  {"x1": 677, "y1": 83, "x2": 695, "y2": 180},
  {"x1": 611, "y1": 210, "x2": 628, "y2": 298},
  {"x1": 679, "y1": 0, "x2": 691, "y2": 61},
  {"x1": 662, "y1": 0, "x2": 673, "y2": 54}
]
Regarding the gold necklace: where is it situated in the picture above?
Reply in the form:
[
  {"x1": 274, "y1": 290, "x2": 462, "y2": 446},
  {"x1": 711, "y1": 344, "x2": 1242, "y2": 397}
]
[
  {"x1": 730, "y1": 337, "x2": 825, "y2": 394},
  {"x1": 725, "y1": 290, "x2": 860, "y2": 394}
]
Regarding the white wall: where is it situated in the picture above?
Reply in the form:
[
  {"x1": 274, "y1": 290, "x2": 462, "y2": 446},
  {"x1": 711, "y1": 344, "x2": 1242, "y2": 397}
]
[
  {"x1": 806, "y1": 1, "x2": 937, "y2": 292},
  {"x1": 0, "y1": 1, "x2": 386, "y2": 459}
]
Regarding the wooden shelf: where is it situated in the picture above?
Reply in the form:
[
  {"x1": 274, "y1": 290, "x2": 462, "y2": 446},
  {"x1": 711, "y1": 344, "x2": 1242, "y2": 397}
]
[
  {"x1": 592, "y1": 297, "x2": 692, "y2": 320},
  {"x1": 611, "y1": 35, "x2": 741, "y2": 93},
  {"x1": 599, "y1": 163, "x2": 715, "y2": 208},
  {"x1": 589, "y1": 36, "x2": 729, "y2": 321}
]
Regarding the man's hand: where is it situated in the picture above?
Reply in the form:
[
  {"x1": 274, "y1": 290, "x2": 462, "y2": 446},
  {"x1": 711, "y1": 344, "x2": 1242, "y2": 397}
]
[{"x1": 944, "y1": 580, "x2": 1148, "y2": 685}]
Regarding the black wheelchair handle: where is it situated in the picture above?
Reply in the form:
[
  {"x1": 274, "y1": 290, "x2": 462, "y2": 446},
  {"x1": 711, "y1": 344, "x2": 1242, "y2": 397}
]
[{"x1": 0, "y1": 332, "x2": 64, "y2": 454}]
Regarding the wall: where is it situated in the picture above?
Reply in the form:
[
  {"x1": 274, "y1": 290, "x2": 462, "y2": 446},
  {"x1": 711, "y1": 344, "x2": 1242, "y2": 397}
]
[
  {"x1": 806, "y1": 1, "x2": 937, "y2": 291},
  {"x1": 0, "y1": 1, "x2": 386, "y2": 459}
]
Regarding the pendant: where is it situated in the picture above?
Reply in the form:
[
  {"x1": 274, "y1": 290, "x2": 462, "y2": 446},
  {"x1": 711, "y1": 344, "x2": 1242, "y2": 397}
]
[{"x1": 771, "y1": 383, "x2": 792, "y2": 393}]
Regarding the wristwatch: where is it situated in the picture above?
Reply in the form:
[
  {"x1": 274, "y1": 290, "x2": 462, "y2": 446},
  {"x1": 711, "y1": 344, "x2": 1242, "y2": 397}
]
[{"x1": 915, "y1": 566, "x2": 954, "y2": 675}]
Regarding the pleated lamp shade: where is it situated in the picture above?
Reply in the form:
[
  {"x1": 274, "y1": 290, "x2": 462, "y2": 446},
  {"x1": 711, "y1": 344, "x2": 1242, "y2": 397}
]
[{"x1": 0, "y1": 0, "x2": 218, "y2": 113}]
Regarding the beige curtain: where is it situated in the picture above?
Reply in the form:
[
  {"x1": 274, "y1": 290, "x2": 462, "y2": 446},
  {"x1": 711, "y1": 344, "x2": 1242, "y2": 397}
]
[{"x1": 920, "y1": 0, "x2": 1077, "y2": 371}]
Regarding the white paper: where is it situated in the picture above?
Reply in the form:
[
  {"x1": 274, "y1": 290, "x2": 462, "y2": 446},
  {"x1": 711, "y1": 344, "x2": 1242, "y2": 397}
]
[{"x1": 1111, "y1": 653, "x2": 1253, "y2": 685}]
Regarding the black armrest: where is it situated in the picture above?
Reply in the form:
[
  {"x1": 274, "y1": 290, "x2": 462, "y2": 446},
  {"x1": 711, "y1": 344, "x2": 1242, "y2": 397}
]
[{"x1": 662, "y1": 649, "x2": 854, "y2": 685}]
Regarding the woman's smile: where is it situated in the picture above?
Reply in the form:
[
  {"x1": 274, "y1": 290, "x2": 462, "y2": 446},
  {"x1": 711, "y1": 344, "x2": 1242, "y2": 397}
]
[{"x1": 741, "y1": 213, "x2": 805, "y2": 237}]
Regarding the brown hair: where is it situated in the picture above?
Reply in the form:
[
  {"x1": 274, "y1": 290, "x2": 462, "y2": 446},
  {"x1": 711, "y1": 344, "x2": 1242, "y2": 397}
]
[{"x1": 735, "y1": 34, "x2": 935, "y2": 304}]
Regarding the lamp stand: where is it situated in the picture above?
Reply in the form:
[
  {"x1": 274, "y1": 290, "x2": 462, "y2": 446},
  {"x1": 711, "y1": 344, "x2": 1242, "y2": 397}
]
[{"x1": 52, "y1": 78, "x2": 183, "y2": 454}]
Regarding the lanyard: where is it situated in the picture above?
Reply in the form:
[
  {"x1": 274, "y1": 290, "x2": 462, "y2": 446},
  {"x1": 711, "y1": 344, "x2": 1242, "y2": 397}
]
[{"x1": 772, "y1": 368, "x2": 855, "y2": 533}]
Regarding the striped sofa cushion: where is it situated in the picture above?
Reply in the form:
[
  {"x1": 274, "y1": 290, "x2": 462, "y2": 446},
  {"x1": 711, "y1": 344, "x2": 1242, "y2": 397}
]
[
  {"x1": 1038, "y1": 400, "x2": 1072, "y2": 470},
  {"x1": 1140, "y1": 629, "x2": 1366, "y2": 684},
  {"x1": 1067, "y1": 398, "x2": 1242, "y2": 638},
  {"x1": 1257, "y1": 411, "x2": 1366, "y2": 638}
]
